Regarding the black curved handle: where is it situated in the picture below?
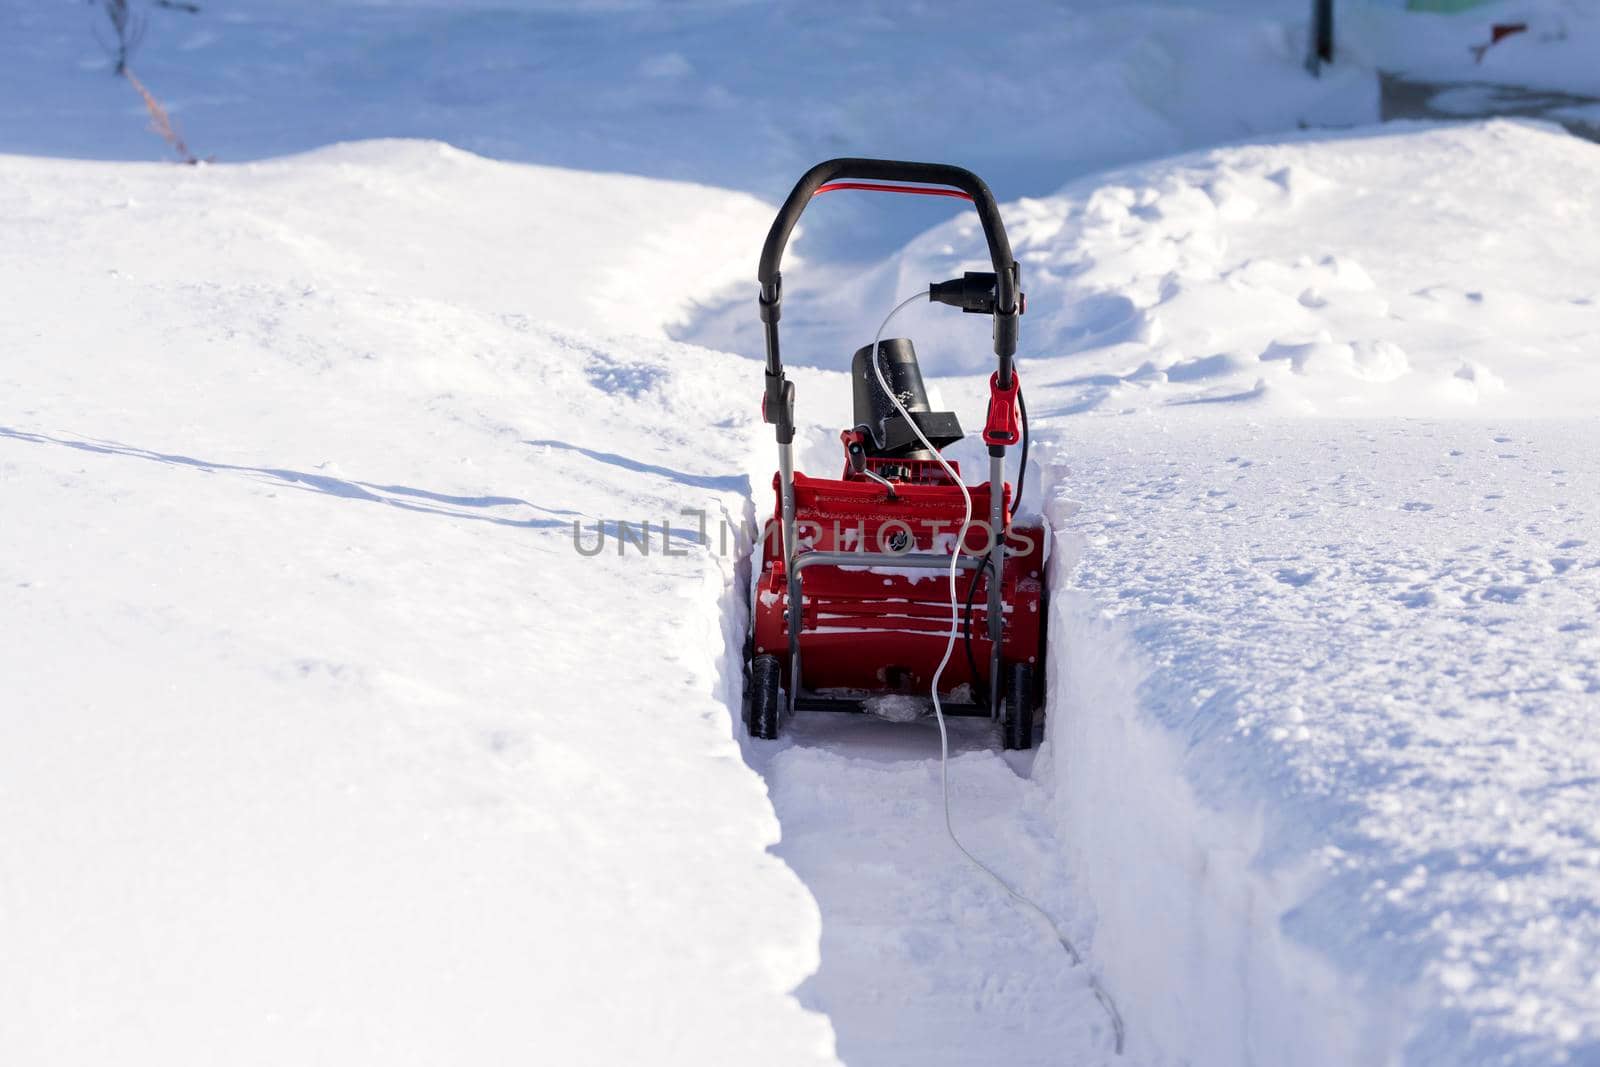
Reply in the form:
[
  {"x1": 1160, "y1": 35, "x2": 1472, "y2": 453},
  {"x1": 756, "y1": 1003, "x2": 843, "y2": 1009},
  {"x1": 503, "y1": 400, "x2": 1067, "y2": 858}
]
[
  {"x1": 758, "y1": 158, "x2": 1019, "y2": 316},
  {"x1": 757, "y1": 159, "x2": 1022, "y2": 444}
]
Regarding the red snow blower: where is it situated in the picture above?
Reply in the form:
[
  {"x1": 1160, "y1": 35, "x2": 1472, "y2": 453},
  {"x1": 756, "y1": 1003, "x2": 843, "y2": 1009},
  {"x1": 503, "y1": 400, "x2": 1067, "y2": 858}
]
[{"x1": 746, "y1": 159, "x2": 1045, "y2": 749}]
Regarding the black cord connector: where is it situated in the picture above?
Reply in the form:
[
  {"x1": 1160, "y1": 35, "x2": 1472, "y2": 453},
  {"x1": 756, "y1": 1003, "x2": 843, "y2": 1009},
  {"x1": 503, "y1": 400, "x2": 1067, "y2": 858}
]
[{"x1": 929, "y1": 272, "x2": 998, "y2": 314}]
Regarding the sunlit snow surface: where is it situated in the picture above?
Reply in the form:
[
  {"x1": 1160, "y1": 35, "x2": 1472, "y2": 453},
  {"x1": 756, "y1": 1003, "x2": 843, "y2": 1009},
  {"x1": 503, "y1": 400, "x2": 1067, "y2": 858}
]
[
  {"x1": 4, "y1": 3, "x2": 1600, "y2": 1063},
  {"x1": 1, "y1": 0, "x2": 1373, "y2": 263},
  {"x1": 0, "y1": 146, "x2": 836, "y2": 1065},
  {"x1": 1048, "y1": 417, "x2": 1600, "y2": 1065}
]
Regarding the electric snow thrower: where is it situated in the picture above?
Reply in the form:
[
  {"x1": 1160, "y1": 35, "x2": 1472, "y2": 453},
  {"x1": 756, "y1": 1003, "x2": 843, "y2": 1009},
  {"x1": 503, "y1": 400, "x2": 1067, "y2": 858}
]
[{"x1": 746, "y1": 159, "x2": 1044, "y2": 749}]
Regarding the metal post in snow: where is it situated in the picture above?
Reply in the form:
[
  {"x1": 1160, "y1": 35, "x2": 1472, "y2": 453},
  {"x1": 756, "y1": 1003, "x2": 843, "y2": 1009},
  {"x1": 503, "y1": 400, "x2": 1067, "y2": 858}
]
[{"x1": 1308, "y1": 0, "x2": 1335, "y2": 75}]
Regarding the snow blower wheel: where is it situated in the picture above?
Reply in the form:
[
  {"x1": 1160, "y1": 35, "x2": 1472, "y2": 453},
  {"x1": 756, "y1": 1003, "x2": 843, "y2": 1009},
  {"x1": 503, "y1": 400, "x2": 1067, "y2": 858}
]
[
  {"x1": 1003, "y1": 662, "x2": 1036, "y2": 751},
  {"x1": 748, "y1": 654, "x2": 782, "y2": 740},
  {"x1": 746, "y1": 158, "x2": 1045, "y2": 746}
]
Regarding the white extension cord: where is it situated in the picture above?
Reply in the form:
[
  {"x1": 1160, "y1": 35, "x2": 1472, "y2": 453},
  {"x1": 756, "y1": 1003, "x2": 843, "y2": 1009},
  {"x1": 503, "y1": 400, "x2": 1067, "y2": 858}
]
[{"x1": 868, "y1": 294, "x2": 1126, "y2": 1055}]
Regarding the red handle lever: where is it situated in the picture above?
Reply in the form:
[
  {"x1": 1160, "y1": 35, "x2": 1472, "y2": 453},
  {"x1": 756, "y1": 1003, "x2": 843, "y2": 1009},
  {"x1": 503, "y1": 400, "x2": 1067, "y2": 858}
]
[{"x1": 982, "y1": 371, "x2": 1021, "y2": 447}]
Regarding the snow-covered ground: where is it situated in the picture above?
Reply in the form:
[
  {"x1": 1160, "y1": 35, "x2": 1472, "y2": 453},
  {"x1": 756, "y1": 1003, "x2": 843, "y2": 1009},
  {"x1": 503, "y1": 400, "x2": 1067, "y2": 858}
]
[
  {"x1": 3, "y1": 0, "x2": 1374, "y2": 262},
  {"x1": 1050, "y1": 416, "x2": 1600, "y2": 1065},
  {"x1": 1355, "y1": 0, "x2": 1600, "y2": 99},
  {"x1": 6, "y1": 2, "x2": 1600, "y2": 1065},
  {"x1": 0, "y1": 146, "x2": 844, "y2": 1064}
]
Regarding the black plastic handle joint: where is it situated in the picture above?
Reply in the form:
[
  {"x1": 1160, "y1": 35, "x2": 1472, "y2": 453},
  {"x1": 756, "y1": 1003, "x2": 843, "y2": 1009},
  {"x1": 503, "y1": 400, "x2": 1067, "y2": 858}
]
[
  {"x1": 767, "y1": 376, "x2": 796, "y2": 444},
  {"x1": 759, "y1": 276, "x2": 782, "y2": 324}
]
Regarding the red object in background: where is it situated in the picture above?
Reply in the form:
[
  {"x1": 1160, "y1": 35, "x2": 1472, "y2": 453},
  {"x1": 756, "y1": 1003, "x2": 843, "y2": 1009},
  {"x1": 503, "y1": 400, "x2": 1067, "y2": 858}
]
[
  {"x1": 1491, "y1": 21, "x2": 1528, "y2": 45},
  {"x1": 1472, "y1": 22, "x2": 1528, "y2": 63}
]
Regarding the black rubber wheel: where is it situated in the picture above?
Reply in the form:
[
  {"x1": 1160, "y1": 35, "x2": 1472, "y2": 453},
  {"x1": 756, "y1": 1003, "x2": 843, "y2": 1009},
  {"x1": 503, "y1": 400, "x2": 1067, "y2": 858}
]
[
  {"x1": 740, "y1": 630, "x2": 755, "y2": 726},
  {"x1": 748, "y1": 654, "x2": 782, "y2": 740},
  {"x1": 1003, "y1": 661, "x2": 1036, "y2": 750}
]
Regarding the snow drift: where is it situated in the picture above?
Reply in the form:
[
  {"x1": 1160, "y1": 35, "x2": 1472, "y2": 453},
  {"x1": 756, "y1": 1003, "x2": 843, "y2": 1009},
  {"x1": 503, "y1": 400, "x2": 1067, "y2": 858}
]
[
  {"x1": 1003, "y1": 122, "x2": 1599, "y2": 1065},
  {"x1": 5, "y1": 0, "x2": 1375, "y2": 264},
  {"x1": 0, "y1": 143, "x2": 842, "y2": 1066}
]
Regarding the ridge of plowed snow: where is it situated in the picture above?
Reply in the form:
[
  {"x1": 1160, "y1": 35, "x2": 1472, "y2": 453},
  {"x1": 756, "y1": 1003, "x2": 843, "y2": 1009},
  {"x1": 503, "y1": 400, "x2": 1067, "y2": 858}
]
[
  {"x1": 985, "y1": 121, "x2": 1599, "y2": 1065},
  {"x1": 0, "y1": 140, "x2": 772, "y2": 338},
  {"x1": 1047, "y1": 418, "x2": 1600, "y2": 1066},
  {"x1": 706, "y1": 120, "x2": 1600, "y2": 419},
  {"x1": 0, "y1": 147, "x2": 838, "y2": 1066}
]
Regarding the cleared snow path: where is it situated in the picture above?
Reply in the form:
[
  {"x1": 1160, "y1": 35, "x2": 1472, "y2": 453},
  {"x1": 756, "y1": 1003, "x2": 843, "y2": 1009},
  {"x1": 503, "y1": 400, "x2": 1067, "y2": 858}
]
[
  {"x1": 722, "y1": 369, "x2": 1128, "y2": 1064},
  {"x1": 738, "y1": 714, "x2": 1124, "y2": 1066}
]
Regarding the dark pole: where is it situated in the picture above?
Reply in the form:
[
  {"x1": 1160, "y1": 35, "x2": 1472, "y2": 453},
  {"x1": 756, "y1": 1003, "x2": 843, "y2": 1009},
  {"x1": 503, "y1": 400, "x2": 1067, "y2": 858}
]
[{"x1": 1308, "y1": 0, "x2": 1335, "y2": 74}]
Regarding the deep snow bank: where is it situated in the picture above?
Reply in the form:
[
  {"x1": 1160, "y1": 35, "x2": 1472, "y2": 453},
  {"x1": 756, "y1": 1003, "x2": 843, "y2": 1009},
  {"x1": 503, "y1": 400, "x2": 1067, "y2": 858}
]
[
  {"x1": 0, "y1": 143, "x2": 846, "y2": 1065},
  {"x1": 0, "y1": 140, "x2": 771, "y2": 338},
  {"x1": 722, "y1": 119, "x2": 1600, "y2": 400},
  {"x1": 1005, "y1": 122, "x2": 1600, "y2": 1064},
  {"x1": 1046, "y1": 418, "x2": 1600, "y2": 1065}
]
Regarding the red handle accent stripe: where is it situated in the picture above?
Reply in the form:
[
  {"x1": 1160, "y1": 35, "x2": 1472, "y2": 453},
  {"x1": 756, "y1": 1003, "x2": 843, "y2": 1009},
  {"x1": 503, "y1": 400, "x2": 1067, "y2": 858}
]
[{"x1": 813, "y1": 181, "x2": 975, "y2": 202}]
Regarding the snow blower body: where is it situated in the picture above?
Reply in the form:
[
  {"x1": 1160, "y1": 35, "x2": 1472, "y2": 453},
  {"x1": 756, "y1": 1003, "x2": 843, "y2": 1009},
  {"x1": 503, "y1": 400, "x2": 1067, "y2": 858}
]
[{"x1": 747, "y1": 158, "x2": 1045, "y2": 749}]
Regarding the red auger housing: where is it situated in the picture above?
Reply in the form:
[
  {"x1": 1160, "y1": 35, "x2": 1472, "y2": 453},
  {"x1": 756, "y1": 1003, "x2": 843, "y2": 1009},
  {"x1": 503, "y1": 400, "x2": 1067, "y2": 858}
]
[{"x1": 745, "y1": 158, "x2": 1043, "y2": 749}]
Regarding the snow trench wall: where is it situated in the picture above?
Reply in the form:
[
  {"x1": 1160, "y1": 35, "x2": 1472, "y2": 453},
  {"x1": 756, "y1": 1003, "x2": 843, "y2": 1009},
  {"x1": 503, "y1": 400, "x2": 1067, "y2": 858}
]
[{"x1": 1045, "y1": 515, "x2": 1412, "y2": 1066}]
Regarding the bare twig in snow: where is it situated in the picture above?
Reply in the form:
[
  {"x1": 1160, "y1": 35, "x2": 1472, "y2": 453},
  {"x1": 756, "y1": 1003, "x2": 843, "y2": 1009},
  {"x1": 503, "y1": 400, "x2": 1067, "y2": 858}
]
[
  {"x1": 90, "y1": 1, "x2": 208, "y2": 163},
  {"x1": 123, "y1": 68, "x2": 200, "y2": 165}
]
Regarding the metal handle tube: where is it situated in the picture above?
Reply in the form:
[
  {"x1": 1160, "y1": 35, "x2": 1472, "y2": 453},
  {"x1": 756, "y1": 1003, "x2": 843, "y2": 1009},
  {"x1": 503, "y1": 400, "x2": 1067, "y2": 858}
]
[
  {"x1": 778, "y1": 442, "x2": 802, "y2": 715},
  {"x1": 986, "y1": 453, "x2": 1007, "y2": 719}
]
